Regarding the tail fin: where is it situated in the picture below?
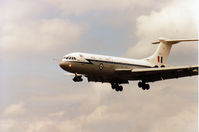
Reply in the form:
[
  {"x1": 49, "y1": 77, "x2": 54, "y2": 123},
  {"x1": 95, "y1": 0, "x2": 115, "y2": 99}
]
[{"x1": 146, "y1": 37, "x2": 198, "y2": 67}]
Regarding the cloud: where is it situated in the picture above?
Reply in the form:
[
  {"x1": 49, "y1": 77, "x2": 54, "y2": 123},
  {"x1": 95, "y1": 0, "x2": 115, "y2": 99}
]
[
  {"x1": 41, "y1": 0, "x2": 152, "y2": 15},
  {"x1": 0, "y1": 119, "x2": 16, "y2": 132},
  {"x1": 49, "y1": 111, "x2": 65, "y2": 118},
  {"x1": 0, "y1": 0, "x2": 84, "y2": 55},
  {"x1": 3, "y1": 102, "x2": 26, "y2": 116},
  {"x1": 125, "y1": 0, "x2": 198, "y2": 59},
  {"x1": 0, "y1": 77, "x2": 197, "y2": 132},
  {"x1": 0, "y1": 19, "x2": 83, "y2": 53},
  {"x1": 0, "y1": 0, "x2": 155, "y2": 55},
  {"x1": 152, "y1": 109, "x2": 197, "y2": 132}
]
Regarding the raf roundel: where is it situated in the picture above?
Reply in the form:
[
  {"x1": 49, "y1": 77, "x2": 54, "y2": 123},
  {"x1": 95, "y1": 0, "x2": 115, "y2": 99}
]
[{"x1": 99, "y1": 63, "x2": 104, "y2": 70}]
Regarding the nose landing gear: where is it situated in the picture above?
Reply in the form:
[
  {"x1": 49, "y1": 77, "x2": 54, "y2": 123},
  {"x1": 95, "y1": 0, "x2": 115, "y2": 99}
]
[
  {"x1": 138, "y1": 81, "x2": 150, "y2": 90},
  {"x1": 73, "y1": 76, "x2": 83, "y2": 82}
]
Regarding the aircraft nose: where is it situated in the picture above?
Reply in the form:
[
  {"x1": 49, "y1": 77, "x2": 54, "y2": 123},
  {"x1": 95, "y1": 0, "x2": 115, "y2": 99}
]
[
  {"x1": 59, "y1": 61, "x2": 67, "y2": 70},
  {"x1": 59, "y1": 61, "x2": 72, "y2": 71}
]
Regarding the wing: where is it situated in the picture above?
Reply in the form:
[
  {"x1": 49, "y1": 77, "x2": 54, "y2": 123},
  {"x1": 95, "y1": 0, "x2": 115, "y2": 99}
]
[{"x1": 115, "y1": 65, "x2": 198, "y2": 82}]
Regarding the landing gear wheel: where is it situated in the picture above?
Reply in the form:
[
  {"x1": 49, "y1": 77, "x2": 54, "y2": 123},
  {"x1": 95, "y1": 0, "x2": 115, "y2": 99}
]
[
  {"x1": 116, "y1": 88, "x2": 119, "y2": 92},
  {"x1": 141, "y1": 84, "x2": 150, "y2": 90},
  {"x1": 118, "y1": 86, "x2": 123, "y2": 91},
  {"x1": 73, "y1": 76, "x2": 83, "y2": 82},
  {"x1": 115, "y1": 86, "x2": 123, "y2": 92},
  {"x1": 145, "y1": 84, "x2": 150, "y2": 90},
  {"x1": 138, "y1": 82, "x2": 142, "y2": 88},
  {"x1": 138, "y1": 81, "x2": 150, "y2": 90},
  {"x1": 142, "y1": 85, "x2": 146, "y2": 90},
  {"x1": 73, "y1": 78, "x2": 77, "y2": 82},
  {"x1": 111, "y1": 83, "x2": 123, "y2": 92},
  {"x1": 111, "y1": 85, "x2": 115, "y2": 89},
  {"x1": 111, "y1": 83, "x2": 117, "y2": 89}
]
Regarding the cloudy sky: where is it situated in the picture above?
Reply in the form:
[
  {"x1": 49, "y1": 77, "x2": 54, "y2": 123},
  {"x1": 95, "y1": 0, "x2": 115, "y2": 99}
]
[{"x1": 0, "y1": 0, "x2": 198, "y2": 131}]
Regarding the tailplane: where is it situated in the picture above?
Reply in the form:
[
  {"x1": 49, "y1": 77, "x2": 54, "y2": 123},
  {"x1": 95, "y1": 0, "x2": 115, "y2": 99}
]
[{"x1": 145, "y1": 37, "x2": 198, "y2": 67}]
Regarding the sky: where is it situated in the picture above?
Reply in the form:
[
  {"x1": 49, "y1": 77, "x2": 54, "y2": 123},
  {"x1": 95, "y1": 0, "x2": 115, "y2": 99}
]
[{"x1": 0, "y1": 0, "x2": 198, "y2": 132}]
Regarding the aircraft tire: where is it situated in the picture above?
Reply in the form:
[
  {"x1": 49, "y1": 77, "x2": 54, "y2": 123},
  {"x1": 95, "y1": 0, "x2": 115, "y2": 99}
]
[
  {"x1": 119, "y1": 86, "x2": 123, "y2": 91},
  {"x1": 115, "y1": 86, "x2": 123, "y2": 92},
  {"x1": 142, "y1": 83, "x2": 146, "y2": 90},
  {"x1": 145, "y1": 84, "x2": 150, "y2": 90},
  {"x1": 138, "y1": 82, "x2": 142, "y2": 88},
  {"x1": 111, "y1": 83, "x2": 117, "y2": 89},
  {"x1": 73, "y1": 76, "x2": 83, "y2": 82},
  {"x1": 115, "y1": 88, "x2": 119, "y2": 92},
  {"x1": 73, "y1": 78, "x2": 77, "y2": 82},
  {"x1": 142, "y1": 84, "x2": 150, "y2": 90}
]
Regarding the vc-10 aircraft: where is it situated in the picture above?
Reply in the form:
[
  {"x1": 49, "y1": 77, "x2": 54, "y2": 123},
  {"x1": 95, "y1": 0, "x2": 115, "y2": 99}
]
[{"x1": 59, "y1": 38, "x2": 198, "y2": 92}]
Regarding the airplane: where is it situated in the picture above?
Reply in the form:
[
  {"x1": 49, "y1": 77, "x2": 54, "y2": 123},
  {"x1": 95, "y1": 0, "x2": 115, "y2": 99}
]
[{"x1": 59, "y1": 38, "x2": 198, "y2": 92}]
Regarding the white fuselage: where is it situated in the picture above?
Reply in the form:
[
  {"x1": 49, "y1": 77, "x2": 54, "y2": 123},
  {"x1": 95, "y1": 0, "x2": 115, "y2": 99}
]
[{"x1": 59, "y1": 52, "x2": 153, "y2": 82}]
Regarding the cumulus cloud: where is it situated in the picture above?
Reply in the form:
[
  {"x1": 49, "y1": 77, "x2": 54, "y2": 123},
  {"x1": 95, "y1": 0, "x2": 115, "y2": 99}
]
[
  {"x1": 1, "y1": 77, "x2": 197, "y2": 132},
  {"x1": 0, "y1": 19, "x2": 83, "y2": 52},
  {"x1": 0, "y1": 0, "x2": 157, "y2": 55},
  {"x1": 3, "y1": 102, "x2": 26, "y2": 116},
  {"x1": 125, "y1": 0, "x2": 198, "y2": 59},
  {"x1": 0, "y1": 0, "x2": 84, "y2": 54}
]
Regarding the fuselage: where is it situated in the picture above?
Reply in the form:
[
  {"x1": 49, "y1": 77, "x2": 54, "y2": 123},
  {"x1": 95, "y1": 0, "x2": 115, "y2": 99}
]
[{"x1": 59, "y1": 52, "x2": 153, "y2": 82}]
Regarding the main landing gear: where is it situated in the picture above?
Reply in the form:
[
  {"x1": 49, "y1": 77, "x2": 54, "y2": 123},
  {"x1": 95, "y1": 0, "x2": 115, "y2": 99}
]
[
  {"x1": 73, "y1": 76, "x2": 83, "y2": 82},
  {"x1": 111, "y1": 83, "x2": 123, "y2": 92},
  {"x1": 138, "y1": 81, "x2": 150, "y2": 90}
]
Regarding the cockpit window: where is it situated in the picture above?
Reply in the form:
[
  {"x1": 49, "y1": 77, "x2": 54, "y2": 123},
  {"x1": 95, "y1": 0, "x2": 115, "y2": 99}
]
[{"x1": 64, "y1": 56, "x2": 76, "y2": 60}]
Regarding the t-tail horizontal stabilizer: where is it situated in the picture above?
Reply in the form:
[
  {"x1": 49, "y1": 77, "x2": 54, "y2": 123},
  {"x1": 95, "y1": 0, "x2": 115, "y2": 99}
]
[
  {"x1": 146, "y1": 37, "x2": 198, "y2": 67},
  {"x1": 152, "y1": 38, "x2": 199, "y2": 44}
]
